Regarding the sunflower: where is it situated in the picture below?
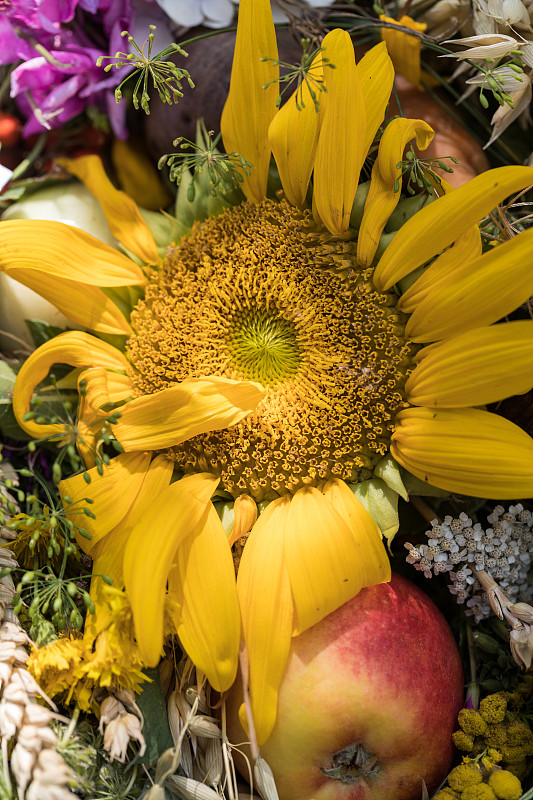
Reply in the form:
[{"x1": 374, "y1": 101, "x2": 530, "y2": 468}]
[{"x1": 3, "y1": 0, "x2": 533, "y2": 746}]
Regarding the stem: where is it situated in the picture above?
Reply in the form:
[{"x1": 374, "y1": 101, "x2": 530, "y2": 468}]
[
  {"x1": 465, "y1": 623, "x2": 480, "y2": 710},
  {"x1": 62, "y1": 704, "x2": 80, "y2": 745},
  {"x1": 410, "y1": 495, "x2": 441, "y2": 525},
  {"x1": 239, "y1": 644, "x2": 259, "y2": 762}
]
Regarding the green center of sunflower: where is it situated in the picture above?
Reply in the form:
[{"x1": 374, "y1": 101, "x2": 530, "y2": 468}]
[
  {"x1": 127, "y1": 199, "x2": 418, "y2": 501},
  {"x1": 230, "y1": 312, "x2": 300, "y2": 384}
]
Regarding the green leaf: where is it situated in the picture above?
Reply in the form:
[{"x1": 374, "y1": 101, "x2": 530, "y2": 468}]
[
  {"x1": 0, "y1": 360, "x2": 29, "y2": 440},
  {"x1": 135, "y1": 668, "x2": 174, "y2": 764},
  {"x1": 26, "y1": 320, "x2": 71, "y2": 348}
]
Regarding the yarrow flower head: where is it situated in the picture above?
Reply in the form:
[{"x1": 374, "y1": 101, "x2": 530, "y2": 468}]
[
  {"x1": 405, "y1": 504, "x2": 533, "y2": 621},
  {"x1": 3, "y1": 0, "x2": 533, "y2": 747}
]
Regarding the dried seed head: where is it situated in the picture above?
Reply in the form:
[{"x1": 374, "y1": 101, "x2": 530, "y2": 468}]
[
  {"x1": 168, "y1": 774, "x2": 223, "y2": 800},
  {"x1": 508, "y1": 602, "x2": 533, "y2": 624},
  {"x1": 204, "y1": 737, "x2": 223, "y2": 785},
  {"x1": 188, "y1": 715, "x2": 222, "y2": 739},
  {"x1": 254, "y1": 756, "x2": 280, "y2": 800}
]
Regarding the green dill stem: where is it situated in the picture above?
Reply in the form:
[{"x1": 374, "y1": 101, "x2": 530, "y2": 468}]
[
  {"x1": 466, "y1": 622, "x2": 480, "y2": 711},
  {"x1": 11, "y1": 132, "x2": 47, "y2": 181}
]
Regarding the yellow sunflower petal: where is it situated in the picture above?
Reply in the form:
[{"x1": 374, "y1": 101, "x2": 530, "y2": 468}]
[
  {"x1": 268, "y1": 52, "x2": 323, "y2": 207},
  {"x1": 374, "y1": 165, "x2": 533, "y2": 291},
  {"x1": 321, "y1": 479, "x2": 391, "y2": 585},
  {"x1": 115, "y1": 376, "x2": 265, "y2": 451},
  {"x1": 406, "y1": 321, "x2": 533, "y2": 407},
  {"x1": 405, "y1": 226, "x2": 533, "y2": 342},
  {"x1": 391, "y1": 407, "x2": 533, "y2": 498},
  {"x1": 380, "y1": 15, "x2": 427, "y2": 88},
  {"x1": 80, "y1": 367, "x2": 133, "y2": 407},
  {"x1": 285, "y1": 486, "x2": 381, "y2": 636},
  {"x1": 398, "y1": 224, "x2": 482, "y2": 313},
  {"x1": 9, "y1": 270, "x2": 131, "y2": 334},
  {"x1": 358, "y1": 42, "x2": 394, "y2": 158},
  {"x1": 169, "y1": 504, "x2": 240, "y2": 692},
  {"x1": 124, "y1": 473, "x2": 220, "y2": 667},
  {"x1": 0, "y1": 220, "x2": 146, "y2": 285},
  {"x1": 13, "y1": 331, "x2": 129, "y2": 441},
  {"x1": 56, "y1": 155, "x2": 159, "y2": 265},
  {"x1": 357, "y1": 117, "x2": 434, "y2": 267},
  {"x1": 90, "y1": 455, "x2": 174, "y2": 588},
  {"x1": 59, "y1": 451, "x2": 152, "y2": 553},
  {"x1": 0, "y1": 219, "x2": 146, "y2": 332},
  {"x1": 220, "y1": 0, "x2": 279, "y2": 203},
  {"x1": 313, "y1": 29, "x2": 365, "y2": 235},
  {"x1": 237, "y1": 498, "x2": 293, "y2": 745}
]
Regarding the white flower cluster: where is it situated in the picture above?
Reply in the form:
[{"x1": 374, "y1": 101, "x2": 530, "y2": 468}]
[{"x1": 405, "y1": 504, "x2": 533, "y2": 622}]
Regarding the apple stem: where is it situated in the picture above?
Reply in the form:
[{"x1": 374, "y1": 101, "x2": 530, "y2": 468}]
[{"x1": 239, "y1": 643, "x2": 260, "y2": 762}]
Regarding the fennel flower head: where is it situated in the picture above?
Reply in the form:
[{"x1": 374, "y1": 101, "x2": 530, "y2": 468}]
[{"x1": 3, "y1": 0, "x2": 533, "y2": 745}]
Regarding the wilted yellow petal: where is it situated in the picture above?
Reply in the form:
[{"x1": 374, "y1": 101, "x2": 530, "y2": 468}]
[
  {"x1": 391, "y1": 407, "x2": 533, "y2": 498},
  {"x1": 406, "y1": 321, "x2": 533, "y2": 407},
  {"x1": 398, "y1": 224, "x2": 482, "y2": 313},
  {"x1": 374, "y1": 165, "x2": 533, "y2": 291},
  {"x1": 220, "y1": 0, "x2": 279, "y2": 203},
  {"x1": 91, "y1": 455, "x2": 174, "y2": 588},
  {"x1": 169, "y1": 504, "x2": 240, "y2": 692},
  {"x1": 57, "y1": 155, "x2": 159, "y2": 264},
  {"x1": 313, "y1": 29, "x2": 365, "y2": 235},
  {"x1": 380, "y1": 15, "x2": 427, "y2": 88},
  {"x1": 13, "y1": 331, "x2": 129, "y2": 441},
  {"x1": 237, "y1": 498, "x2": 293, "y2": 745},
  {"x1": 321, "y1": 479, "x2": 391, "y2": 583},
  {"x1": 59, "y1": 451, "x2": 151, "y2": 552},
  {"x1": 357, "y1": 117, "x2": 434, "y2": 267},
  {"x1": 268, "y1": 53, "x2": 323, "y2": 207},
  {"x1": 73, "y1": 367, "x2": 132, "y2": 468},
  {"x1": 358, "y1": 42, "x2": 395, "y2": 157},
  {"x1": 115, "y1": 376, "x2": 265, "y2": 451},
  {"x1": 111, "y1": 138, "x2": 173, "y2": 211},
  {"x1": 285, "y1": 487, "x2": 381, "y2": 636},
  {"x1": 124, "y1": 473, "x2": 220, "y2": 667},
  {"x1": 405, "y1": 227, "x2": 533, "y2": 341}
]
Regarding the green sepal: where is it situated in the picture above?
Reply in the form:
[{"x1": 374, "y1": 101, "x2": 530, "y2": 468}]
[
  {"x1": 139, "y1": 207, "x2": 188, "y2": 251},
  {"x1": 350, "y1": 477, "x2": 399, "y2": 550},
  {"x1": 401, "y1": 468, "x2": 451, "y2": 498},
  {"x1": 349, "y1": 181, "x2": 371, "y2": 229},
  {"x1": 397, "y1": 263, "x2": 427, "y2": 294},
  {"x1": 213, "y1": 500, "x2": 235, "y2": 539},
  {"x1": 373, "y1": 230, "x2": 396, "y2": 263},
  {"x1": 385, "y1": 193, "x2": 434, "y2": 233},
  {"x1": 135, "y1": 667, "x2": 173, "y2": 764},
  {"x1": 373, "y1": 453, "x2": 408, "y2": 501}
]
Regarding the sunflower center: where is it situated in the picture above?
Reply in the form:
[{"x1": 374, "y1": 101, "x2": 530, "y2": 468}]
[
  {"x1": 126, "y1": 199, "x2": 418, "y2": 502},
  {"x1": 230, "y1": 311, "x2": 300, "y2": 385}
]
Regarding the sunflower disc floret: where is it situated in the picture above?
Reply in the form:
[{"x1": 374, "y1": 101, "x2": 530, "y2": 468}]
[{"x1": 127, "y1": 199, "x2": 416, "y2": 501}]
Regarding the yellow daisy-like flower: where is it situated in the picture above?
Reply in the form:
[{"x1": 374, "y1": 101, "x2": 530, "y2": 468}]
[
  {"x1": 28, "y1": 584, "x2": 149, "y2": 710},
  {"x1": 4, "y1": 0, "x2": 533, "y2": 745}
]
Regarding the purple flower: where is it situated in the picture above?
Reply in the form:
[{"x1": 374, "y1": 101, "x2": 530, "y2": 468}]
[
  {"x1": 7, "y1": 0, "x2": 133, "y2": 139},
  {"x1": 11, "y1": 44, "x2": 127, "y2": 138}
]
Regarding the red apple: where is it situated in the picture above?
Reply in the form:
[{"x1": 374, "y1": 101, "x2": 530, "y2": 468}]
[{"x1": 227, "y1": 572, "x2": 463, "y2": 800}]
